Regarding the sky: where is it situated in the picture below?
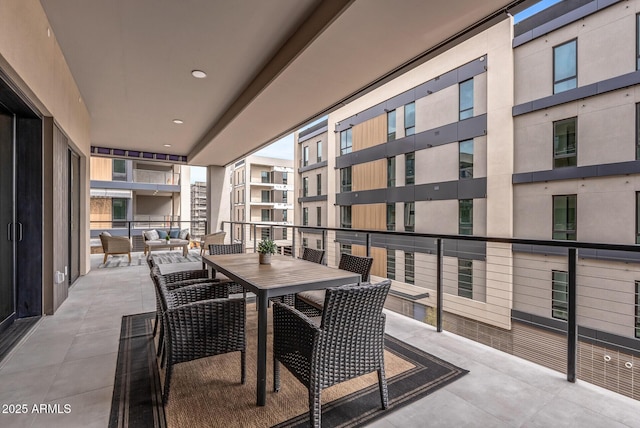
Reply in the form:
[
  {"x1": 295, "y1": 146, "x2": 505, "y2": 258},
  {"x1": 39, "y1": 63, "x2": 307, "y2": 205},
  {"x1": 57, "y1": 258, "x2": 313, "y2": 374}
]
[{"x1": 191, "y1": 0, "x2": 560, "y2": 183}]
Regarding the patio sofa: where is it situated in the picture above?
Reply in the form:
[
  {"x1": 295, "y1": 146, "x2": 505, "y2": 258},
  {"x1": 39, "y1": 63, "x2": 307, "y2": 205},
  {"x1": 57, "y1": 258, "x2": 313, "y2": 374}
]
[{"x1": 142, "y1": 229, "x2": 191, "y2": 256}]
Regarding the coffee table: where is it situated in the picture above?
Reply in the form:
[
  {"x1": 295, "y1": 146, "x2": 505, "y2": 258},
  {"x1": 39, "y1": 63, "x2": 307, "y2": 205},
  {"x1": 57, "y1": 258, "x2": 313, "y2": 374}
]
[{"x1": 146, "y1": 239, "x2": 190, "y2": 257}]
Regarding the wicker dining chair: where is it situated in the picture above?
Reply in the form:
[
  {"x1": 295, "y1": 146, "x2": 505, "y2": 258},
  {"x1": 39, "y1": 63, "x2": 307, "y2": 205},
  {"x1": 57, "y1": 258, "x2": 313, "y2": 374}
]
[
  {"x1": 208, "y1": 243, "x2": 246, "y2": 296},
  {"x1": 273, "y1": 279, "x2": 391, "y2": 428},
  {"x1": 295, "y1": 253, "x2": 373, "y2": 316},
  {"x1": 301, "y1": 247, "x2": 325, "y2": 264},
  {"x1": 155, "y1": 273, "x2": 245, "y2": 404}
]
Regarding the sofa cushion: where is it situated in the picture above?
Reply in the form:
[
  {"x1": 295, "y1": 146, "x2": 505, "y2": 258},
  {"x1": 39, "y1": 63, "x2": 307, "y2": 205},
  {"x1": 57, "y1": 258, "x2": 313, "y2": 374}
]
[
  {"x1": 144, "y1": 229, "x2": 159, "y2": 241},
  {"x1": 157, "y1": 230, "x2": 168, "y2": 239},
  {"x1": 169, "y1": 229, "x2": 180, "y2": 239},
  {"x1": 179, "y1": 229, "x2": 189, "y2": 240},
  {"x1": 101, "y1": 231, "x2": 112, "y2": 237}
]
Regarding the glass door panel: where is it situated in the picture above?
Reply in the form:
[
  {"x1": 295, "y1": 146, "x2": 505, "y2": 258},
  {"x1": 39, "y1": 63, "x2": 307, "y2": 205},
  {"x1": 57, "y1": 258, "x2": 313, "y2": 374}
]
[{"x1": 0, "y1": 110, "x2": 15, "y2": 326}]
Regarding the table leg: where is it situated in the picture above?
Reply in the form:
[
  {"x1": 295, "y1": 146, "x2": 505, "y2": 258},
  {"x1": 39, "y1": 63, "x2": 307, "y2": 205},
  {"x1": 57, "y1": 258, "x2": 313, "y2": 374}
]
[
  {"x1": 256, "y1": 291, "x2": 268, "y2": 406},
  {"x1": 183, "y1": 245, "x2": 188, "y2": 257}
]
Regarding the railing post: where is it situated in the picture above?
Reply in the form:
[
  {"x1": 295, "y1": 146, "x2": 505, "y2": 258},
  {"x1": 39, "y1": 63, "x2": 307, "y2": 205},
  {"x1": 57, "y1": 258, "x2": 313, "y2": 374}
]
[
  {"x1": 253, "y1": 224, "x2": 257, "y2": 253},
  {"x1": 128, "y1": 221, "x2": 131, "y2": 240},
  {"x1": 366, "y1": 233, "x2": 371, "y2": 258},
  {"x1": 567, "y1": 247, "x2": 577, "y2": 383},
  {"x1": 436, "y1": 238, "x2": 443, "y2": 333},
  {"x1": 322, "y1": 229, "x2": 327, "y2": 264},
  {"x1": 291, "y1": 226, "x2": 296, "y2": 259},
  {"x1": 230, "y1": 222, "x2": 235, "y2": 243}
]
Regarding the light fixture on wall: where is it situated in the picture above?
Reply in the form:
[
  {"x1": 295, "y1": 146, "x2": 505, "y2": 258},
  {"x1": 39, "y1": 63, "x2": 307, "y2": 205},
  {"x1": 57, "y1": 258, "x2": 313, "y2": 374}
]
[
  {"x1": 173, "y1": 119, "x2": 184, "y2": 124},
  {"x1": 191, "y1": 70, "x2": 207, "y2": 78}
]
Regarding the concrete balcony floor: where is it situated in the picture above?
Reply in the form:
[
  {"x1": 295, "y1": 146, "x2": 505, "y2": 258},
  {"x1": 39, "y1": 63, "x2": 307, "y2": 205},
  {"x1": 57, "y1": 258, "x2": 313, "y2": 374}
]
[{"x1": 0, "y1": 252, "x2": 638, "y2": 428}]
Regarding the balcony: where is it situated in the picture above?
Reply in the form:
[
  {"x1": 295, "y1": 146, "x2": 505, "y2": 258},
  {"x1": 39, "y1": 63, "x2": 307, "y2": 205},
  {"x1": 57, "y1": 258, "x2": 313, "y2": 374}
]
[
  {"x1": 0, "y1": 240, "x2": 637, "y2": 427},
  {"x1": 132, "y1": 168, "x2": 180, "y2": 185}
]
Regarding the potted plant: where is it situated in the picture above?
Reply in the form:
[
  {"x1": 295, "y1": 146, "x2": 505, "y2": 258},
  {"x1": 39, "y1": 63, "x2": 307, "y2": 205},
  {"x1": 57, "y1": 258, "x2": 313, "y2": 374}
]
[
  {"x1": 165, "y1": 234, "x2": 170, "y2": 243},
  {"x1": 257, "y1": 238, "x2": 277, "y2": 264}
]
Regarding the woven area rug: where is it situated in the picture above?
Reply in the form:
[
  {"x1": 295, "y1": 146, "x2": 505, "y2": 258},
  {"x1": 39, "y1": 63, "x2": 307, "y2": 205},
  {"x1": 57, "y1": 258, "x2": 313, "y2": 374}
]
[
  {"x1": 98, "y1": 251, "x2": 201, "y2": 268},
  {"x1": 109, "y1": 308, "x2": 468, "y2": 428}
]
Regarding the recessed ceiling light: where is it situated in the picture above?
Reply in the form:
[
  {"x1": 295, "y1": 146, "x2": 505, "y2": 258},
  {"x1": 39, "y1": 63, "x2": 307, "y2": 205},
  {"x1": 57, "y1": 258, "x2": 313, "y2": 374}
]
[
  {"x1": 191, "y1": 70, "x2": 207, "y2": 79},
  {"x1": 173, "y1": 119, "x2": 184, "y2": 124},
  {"x1": 163, "y1": 144, "x2": 171, "y2": 148}
]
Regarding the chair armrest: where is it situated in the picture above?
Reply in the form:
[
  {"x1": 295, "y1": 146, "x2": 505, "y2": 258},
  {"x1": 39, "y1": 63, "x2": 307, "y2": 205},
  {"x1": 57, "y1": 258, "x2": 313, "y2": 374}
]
[
  {"x1": 170, "y1": 281, "x2": 229, "y2": 306},
  {"x1": 165, "y1": 277, "x2": 216, "y2": 291},
  {"x1": 163, "y1": 269, "x2": 208, "y2": 283},
  {"x1": 273, "y1": 301, "x2": 320, "y2": 359}
]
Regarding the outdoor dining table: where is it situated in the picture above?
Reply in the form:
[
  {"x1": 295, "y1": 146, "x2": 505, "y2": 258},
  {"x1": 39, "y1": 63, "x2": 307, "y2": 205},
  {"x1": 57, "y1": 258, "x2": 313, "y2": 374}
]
[{"x1": 202, "y1": 252, "x2": 362, "y2": 406}]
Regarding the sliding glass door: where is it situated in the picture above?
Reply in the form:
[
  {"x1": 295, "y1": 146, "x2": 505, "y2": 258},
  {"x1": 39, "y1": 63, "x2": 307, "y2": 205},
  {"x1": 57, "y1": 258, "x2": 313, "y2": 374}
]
[{"x1": 0, "y1": 109, "x2": 15, "y2": 330}]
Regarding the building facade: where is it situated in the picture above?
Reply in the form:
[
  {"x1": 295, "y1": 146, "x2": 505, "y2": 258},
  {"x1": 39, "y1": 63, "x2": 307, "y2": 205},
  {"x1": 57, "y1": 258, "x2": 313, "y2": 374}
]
[{"x1": 190, "y1": 181, "x2": 208, "y2": 238}]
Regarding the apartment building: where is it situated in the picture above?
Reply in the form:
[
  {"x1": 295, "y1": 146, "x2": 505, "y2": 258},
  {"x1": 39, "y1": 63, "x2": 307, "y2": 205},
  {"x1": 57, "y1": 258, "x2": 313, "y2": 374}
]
[
  {"x1": 294, "y1": 0, "x2": 639, "y2": 400},
  {"x1": 90, "y1": 156, "x2": 191, "y2": 250},
  {"x1": 190, "y1": 181, "x2": 208, "y2": 238},
  {"x1": 230, "y1": 155, "x2": 294, "y2": 246},
  {"x1": 294, "y1": 120, "x2": 329, "y2": 253}
]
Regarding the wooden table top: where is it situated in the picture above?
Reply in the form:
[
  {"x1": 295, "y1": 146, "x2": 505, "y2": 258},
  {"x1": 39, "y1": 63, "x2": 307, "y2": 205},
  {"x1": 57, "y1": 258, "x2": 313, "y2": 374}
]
[{"x1": 203, "y1": 253, "x2": 361, "y2": 297}]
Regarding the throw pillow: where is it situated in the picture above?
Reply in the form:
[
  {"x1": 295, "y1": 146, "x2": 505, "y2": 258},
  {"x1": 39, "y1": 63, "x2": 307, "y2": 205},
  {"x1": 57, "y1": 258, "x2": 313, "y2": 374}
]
[
  {"x1": 169, "y1": 229, "x2": 180, "y2": 239},
  {"x1": 179, "y1": 229, "x2": 189, "y2": 240},
  {"x1": 144, "y1": 229, "x2": 159, "y2": 241},
  {"x1": 157, "y1": 230, "x2": 168, "y2": 239}
]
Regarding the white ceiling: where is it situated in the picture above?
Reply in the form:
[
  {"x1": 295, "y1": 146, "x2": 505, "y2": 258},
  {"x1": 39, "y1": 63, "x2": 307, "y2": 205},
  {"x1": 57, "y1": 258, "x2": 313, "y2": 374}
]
[{"x1": 40, "y1": 0, "x2": 530, "y2": 167}]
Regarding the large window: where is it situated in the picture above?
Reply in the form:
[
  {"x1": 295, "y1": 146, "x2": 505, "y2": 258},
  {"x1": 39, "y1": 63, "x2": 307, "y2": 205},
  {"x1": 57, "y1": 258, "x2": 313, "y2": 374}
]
[
  {"x1": 387, "y1": 157, "x2": 396, "y2": 187},
  {"x1": 261, "y1": 209, "x2": 271, "y2": 222},
  {"x1": 387, "y1": 249, "x2": 395, "y2": 280},
  {"x1": 405, "y1": 102, "x2": 415, "y2": 136},
  {"x1": 459, "y1": 199, "x2": 473, "y2": 235},
  {"x1": 552, "y1": 270, "x2": 568, "y2": 321},
  {"x1": 340, "y1": 167, "x2": 352, "y2": 192},
  {"x1": 459, "y1": 139, "x2": 473, "y2": 179},
  {"x1": 261, "y1": 171, "x2": 270, "y2": 183},
  {"x1": 554, "y1": 117, "x2": 577, "y2": 168},
  {"x1": 302, "y1": 238, "x2": 308, "y2": 248},
  {"x1": 637, "y1": 193, "x2": 640, "y2": 244},
  {"x1": 282, "y1": 171, "x2": 288, "y2": 185},
  {"x1": 405, "y1": 152, "x2": 415, "y2": 185},
  {"x1": 386, "y1": 203, "x2": 395, "y2": 231},
  {"x1": 554, "y1": 39, "x2": 577, "y2": 94},
  {"x1": 405, "y1": 252, "x2": 415, "y2": 285},
  {"x1": 340, "y1": 206, "x2": 352, "y2": 229},
  {"x1": 112, "y1": 159, "x2": 126, "y2": 181},
  {"x1": 404, "y1": 202, "x2": 415, "y2": 232},
  {"x1": 302, "y1": 177, "x2": 309, "y2": 197},
  {"x1": 316, "y1": 239, "x2": 322, "y2": 250},
  {"x1": 316, "y1": 206, "x2": 321, "y2": 227},
  {"x1": 316, "y1": 140, "x2": 322, "y2": 163},
  {"x1": 303, "y1": 146, "x2": 309, "y2": 167},
  {"x1": 112, "y1": 198, "x2": 127, "y2": 227},
  {"x1": 340, "y1": 128, "x2": 352, "y2": 155},
  {"x1": 261, "y1": 228, "x2": 271, "y2": 240},
  {"x1": 282, "y1": 210, "x2": 287, "y2": 222},
  {"x1": 635, "y1": 281, "x2": 640, "y2": 338},
  {"x1": 387, "y1": 110, "x2": 396, "y2": 141},
  {"x1": 340, "y1": 244, "x2": 352, "y2": 255},
  {"x1": 459, "y1": 79, "x2": 474, "y2": 120},
  {"x1": 302, "y1": 207, "x2": 308, "y2": 226},
  {"x1": 261, "y1": 190, "x2": 271, "y2": 202},
  {"x1": 553, "y1": 195, "x2": 576, "y2": 240},
  {"x1": 458, "y1": 259, "x2": 473, "y2": 299},
  {"x1": 282, "y1": 190, "x2": 287, "y2": 204},
  {"x1": 316, "y1": 173, "x2": 322, "y2": 196}
]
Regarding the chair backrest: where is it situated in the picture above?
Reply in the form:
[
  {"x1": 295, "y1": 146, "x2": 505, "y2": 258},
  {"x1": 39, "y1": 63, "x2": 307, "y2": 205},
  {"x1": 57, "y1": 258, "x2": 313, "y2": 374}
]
[
  {"x1": 338, "y1": 253, "x2": 373, "y2": 282},
  {"x1": 209, "y1": 243, "x2": 244, "y2": 255},
  {"x1": 302, "y1": 247, "x2": 325, "y2": 264}
]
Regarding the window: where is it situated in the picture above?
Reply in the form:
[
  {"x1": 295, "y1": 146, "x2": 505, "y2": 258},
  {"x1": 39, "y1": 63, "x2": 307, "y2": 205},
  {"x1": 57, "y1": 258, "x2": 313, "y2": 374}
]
[
  {"x1": 302, "y1": 238, "x2": 308, "y2": 248},
  {"x1": 261, "y1": 209, "x2": 271, "y2": 222},
  {"x1": 459, "y1": 79, "x2": 474, "y2": 120},
  {"x1": 340, "y1": 206, "x2": 352, "y2": 229},
  {"x1": 340, "y1": 128, "x2": 352, "y2": 155},
  {"x1": 316, "y1": 140, "x2": 322, "y2": 163},
  {"x1": 458, "y1": 259, "x2": 473, "y2": 299},
  {"x1": 554, "y1": 39, "x2": 577, "y2": 94},
  {"x1": 387, "y1": 249, "x2": 395, "y2": 280},
  {"x1": 112, "y1": 159, "x2": 126, "y2": 181},
  {"x1": 316, "y1": 239, "x2": 322, "y2": 250},
  {"x1": 303, "y1": 207, "x2": 308, "y2": 226},
  {"x1": 459, "y1": 139, "x2": 473, "y2": 179},
  {"x1": 637, "y1": 104, "x2": 640, "y2": 160},
  {"x1": 387, "y1": 110, "x2": 396, "y2": 141},
  {"x1": 112, "y1": 198, "x2": 127, "y2": 227},
  {"x1": 387, "y1": 157, "x2": 396, "y2": 187},
  {"x1": 316, "y1": 173, "x2": 322, "y2": 196},
  {"x1": 282, "y1": 210, "x2": 287, "y2": 222},
  {"x1": 340, "y1": 167, "x2": 352, "y2": 192},
  {"x1": 637, "y1": 15, "x2": 640, "y2": 70},
  {"x1": 635, "y1": 281, "x2": 640, "y2": 338},
  {"x1": 554, "y1": 118, "x2": 577, "y2": 168},
  {"x1": 261, "y1": 171, "x2": 270, "y2": 183},
  {"x1": 637, "y1": 193, "x2": 640, "y2": 244},
  {"x1": 386, "y1": 203, "x2": 395, "y2": 231},
  {"x1": 282, "y1": 172, "x2": 288, "y2": 185},
  {"x1": 261, "y1": 228, "x2": 271, "y2": 240},
  {"x1": 303, "y1": 177, "x2": 309, "y2": 197},
  {"x1": 340, "y1": 244, "x2": 352, "y2": 255},
  {"x1": 405, "y1": 252, "x2": 414, "y2": 285},
  {"x1": 552, "y1": 270, "x2": 568, "y2": 321},
  {"x1": 282, "y1": 228, "x2": 287, "y2": 240},
  {"x1": 282, "y1": 191, "x2": 287, "y2": 204},
  {"x1": 405, "y1": 102, "x2": 415, "y2": 136},
  {"x1": 261, "y1": 190, "x2": 271, "y2": 202},
  {"x1": 316, "y1": 206, "x2": 321, "y2": 227},
  {"x1": 405, "y1": 152, "x2": 415, "y2": 185},
  {"x1": 404, "y1": 202, "x2": 415, "y2": 232},
  {"x1": 459, "y1": 199, "x2": 473, "y2": 235},
  {"x1": 553, "y1": 195, "x2": 576, "y2": 240},
  {"x1": 303, "y1": 146, "x2": 309, "y2": 167}
]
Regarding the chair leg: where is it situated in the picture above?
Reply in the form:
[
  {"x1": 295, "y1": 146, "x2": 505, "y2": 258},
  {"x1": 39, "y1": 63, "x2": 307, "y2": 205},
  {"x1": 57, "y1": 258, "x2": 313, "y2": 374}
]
[
  {"x1": 377, "y1": 367, "x2": 389, "y2": 409},
  {"x1": 309, "y1": 387, "x2": 321, "y2": 428},
  {"x1": 153, "y1": 313, "x2": 158, "y2": 336},
  {"x1": 273, "y1": 359, "x2": 280, "y2": 392},
  {"x1": 163, "y1": 362, "x2": 173, "y2": 405},
  {"x1": 157, "y1": 323, "x2": 164, "y2": 357},
  {"x1": 103, "y1": 253, "x2": 108, "y2": 264},
  {"x1": 241, "y1": 350, "x2": 246, "y2": 384},
  {"x1": 128, "y1": 252, "x2": 132, "y2": 262}
]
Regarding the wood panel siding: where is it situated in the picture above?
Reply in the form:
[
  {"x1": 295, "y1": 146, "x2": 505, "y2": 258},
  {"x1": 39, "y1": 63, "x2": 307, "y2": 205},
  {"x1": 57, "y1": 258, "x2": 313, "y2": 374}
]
[
  {"x1": 351, "y1": 244, "x2": 387, "y2": 279},
  {"x1": 90, "y1": 157, "x2": 112, "y2": 181},
  {"x1": 90, "y1": 198, "x2": 112, "y2": 229},
  {"x1": 353, "y1": 159, "x2": 386, "y2": 191},
  {"x1": 52, "y1": 125, "x2": 69, "y2": 312},
  {"x1": 353, "y1": 114, "x2": 386, "y2": 151},
  {"x1": 352, "y1": 203, "x2": 386, "y2": 230}
]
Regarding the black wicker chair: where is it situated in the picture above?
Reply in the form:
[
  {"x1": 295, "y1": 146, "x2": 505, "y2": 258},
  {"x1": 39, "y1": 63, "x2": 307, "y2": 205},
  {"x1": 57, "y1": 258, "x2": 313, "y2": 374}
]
[
  {"x1": 295, "y1": 253, "x2": 373, "y2": 316},
  {"x1": 208, "y1": 243, "x2": 246, "y2": 296},
  {"x1": 273, "y1": 279, "x2": 391, "y2": 428},
  {"x1": 301, "y1": 247, "x2": 325, "y2": 264},
  {"x1": 155, "y1": 274, "x2": 246, "y2": 404}
]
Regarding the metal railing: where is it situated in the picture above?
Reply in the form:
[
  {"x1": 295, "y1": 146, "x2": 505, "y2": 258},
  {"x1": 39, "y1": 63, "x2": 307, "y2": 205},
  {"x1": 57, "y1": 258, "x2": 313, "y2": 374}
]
[
  {"x1": 132, "y1": 169, "x2": 180, "y2": 185},
  {"x1": 221, "y1": 220, "x2": 640, "y2": 401}
]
